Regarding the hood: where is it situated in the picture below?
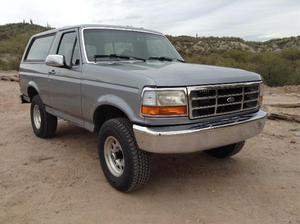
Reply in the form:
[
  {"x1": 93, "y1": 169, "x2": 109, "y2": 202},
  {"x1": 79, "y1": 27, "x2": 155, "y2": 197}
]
[{"x1": 90, "y1": 61, "x2": 261, "y2": 87}]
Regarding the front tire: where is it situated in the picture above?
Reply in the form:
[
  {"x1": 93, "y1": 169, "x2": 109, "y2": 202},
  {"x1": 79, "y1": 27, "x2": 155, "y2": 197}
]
[
  {"x1": 98, "y1": 118, "x2": 151, "y2": 192},
  {"x1": 30, "y1": 95, "x2": 57, "y2": 138},
  {"x1": 205, "y1": 141, "x2": 245, "y2": 158}
]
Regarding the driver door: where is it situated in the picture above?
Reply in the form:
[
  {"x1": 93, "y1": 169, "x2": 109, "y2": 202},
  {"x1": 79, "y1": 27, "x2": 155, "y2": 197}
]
[{"x1": 48, "y1": 29, "x2": 83, "y2": 125}]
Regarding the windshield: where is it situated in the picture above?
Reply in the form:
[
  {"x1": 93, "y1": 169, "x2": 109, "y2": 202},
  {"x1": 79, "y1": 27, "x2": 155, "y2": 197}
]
[{"x1": 83, "y1": 29, "x2": 183, "y2": 62}]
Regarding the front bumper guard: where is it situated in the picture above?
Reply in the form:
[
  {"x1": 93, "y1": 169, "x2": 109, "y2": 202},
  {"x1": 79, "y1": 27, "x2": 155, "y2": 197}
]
[{"x1": 133, "y1": 110, "x2": 267, "y2": 154}]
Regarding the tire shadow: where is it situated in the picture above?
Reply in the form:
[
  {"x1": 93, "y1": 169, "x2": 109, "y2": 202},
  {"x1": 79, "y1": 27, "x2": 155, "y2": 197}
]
[{"x1": 51, "y1": 121, "x2": 259, "y2": 195}]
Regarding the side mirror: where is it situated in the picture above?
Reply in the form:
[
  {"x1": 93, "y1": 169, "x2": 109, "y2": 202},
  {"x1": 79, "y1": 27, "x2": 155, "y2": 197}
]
[{"x1": 45, "y1": 54, "x2": 69, "y2": 68}]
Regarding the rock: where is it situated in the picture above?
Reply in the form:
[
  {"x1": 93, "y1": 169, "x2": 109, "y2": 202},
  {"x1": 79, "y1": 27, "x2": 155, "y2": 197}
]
[
  {"x1": 289, "y1": 128, "x2": 300, "y2": 132},
  {"x1": 0, "y1": 75, "x2": 19, "y2": 82},
  {"x1": 268, "y1": 112, "x2": 300, "y2": 123}
]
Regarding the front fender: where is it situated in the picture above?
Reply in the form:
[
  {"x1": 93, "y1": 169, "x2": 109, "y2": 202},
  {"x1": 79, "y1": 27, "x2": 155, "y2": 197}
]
[{"x1": 94, "y1": 94, "x2": 137, "y2": 121}]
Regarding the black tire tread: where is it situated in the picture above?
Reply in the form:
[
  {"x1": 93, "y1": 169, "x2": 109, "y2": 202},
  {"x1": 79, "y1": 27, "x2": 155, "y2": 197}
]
[
  {"x1": 99, "y1": 118, "x2": 151, "y2": 192},
  {"x1": 31, "y1": 95, "x2": 57, "y2": 138}
]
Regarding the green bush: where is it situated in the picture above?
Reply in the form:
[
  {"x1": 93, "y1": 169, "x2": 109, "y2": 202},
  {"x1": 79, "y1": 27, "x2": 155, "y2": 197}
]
[
  {"x1": 0, "y1": 23, "x2": 50, "y2": 70},
  {"x1": 184, "y1": 50, "x2": 300, "y2": 86},
  {"x1": 0, "y1": 23, "x2": 299, "y2": 86}
]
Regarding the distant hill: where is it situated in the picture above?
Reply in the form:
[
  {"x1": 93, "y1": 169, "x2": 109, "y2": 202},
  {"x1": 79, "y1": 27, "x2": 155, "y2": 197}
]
[
  {"x1": 167, "y1": 35, "x2": 300, "y2": 56},
  {"x1": 0, "y1": 23, "x2": 50, "y2": 70},
  {"x1": 0, "y1": 22, "x2": 299, "y2": 86}
]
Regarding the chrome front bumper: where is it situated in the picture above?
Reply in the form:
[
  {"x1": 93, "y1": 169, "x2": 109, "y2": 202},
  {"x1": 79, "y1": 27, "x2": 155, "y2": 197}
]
[{"x1": 133, "y1": 110, "x2": 267, "y2": 154}]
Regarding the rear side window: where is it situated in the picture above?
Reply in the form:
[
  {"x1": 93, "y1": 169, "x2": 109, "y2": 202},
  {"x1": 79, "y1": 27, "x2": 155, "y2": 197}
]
[{"x1": 26, "y1": 35, "x2": 54, "y2": 61}]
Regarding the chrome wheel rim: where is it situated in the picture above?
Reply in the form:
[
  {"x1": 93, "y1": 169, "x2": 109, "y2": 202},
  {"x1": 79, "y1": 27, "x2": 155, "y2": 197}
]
[
  {"x1": 104, "y1": 136, "x2": 125, "y2": 177},
  {"x1": 33, "y1": 104, "x2": 41, "y2": 129}
]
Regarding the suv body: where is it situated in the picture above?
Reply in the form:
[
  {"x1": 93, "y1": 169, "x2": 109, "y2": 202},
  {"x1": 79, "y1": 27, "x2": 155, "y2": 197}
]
[{"x1": 19, "y1": 25, "x2": 266, "y2": 191}]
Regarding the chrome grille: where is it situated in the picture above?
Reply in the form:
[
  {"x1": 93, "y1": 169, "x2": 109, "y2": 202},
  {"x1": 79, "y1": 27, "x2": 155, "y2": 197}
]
[{"x1": 188, "y1": 82, "x2": 261, "y2": 119}]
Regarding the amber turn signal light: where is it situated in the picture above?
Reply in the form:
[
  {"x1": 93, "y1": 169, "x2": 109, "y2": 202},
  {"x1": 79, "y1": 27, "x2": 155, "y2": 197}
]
[{"x1": 141, "y1": 106, "x2": 187, "y2": 116}]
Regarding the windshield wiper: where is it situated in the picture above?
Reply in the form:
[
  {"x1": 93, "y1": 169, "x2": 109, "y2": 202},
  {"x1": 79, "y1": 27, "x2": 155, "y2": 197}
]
[
  {"x1": 148, "y1": 56, "x2": 184, "y2": 62},
  {"x1": 94, "y1": 54, "x2": 145, "y2": 62}
]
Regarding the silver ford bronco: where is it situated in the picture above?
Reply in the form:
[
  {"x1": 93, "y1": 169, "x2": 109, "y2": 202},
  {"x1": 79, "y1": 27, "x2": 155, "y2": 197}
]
[{"x1": 19, "y1": 24, "x2": 266, "y2": 192}]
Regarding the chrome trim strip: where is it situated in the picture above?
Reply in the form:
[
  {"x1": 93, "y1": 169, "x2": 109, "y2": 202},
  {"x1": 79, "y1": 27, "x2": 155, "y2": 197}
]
[
  {"x1": 217, "y1": 101, "x2": 242, "y2": 107},
  {"x1": 241, "y1": 86, "x2": 245, "y2": 109},
  {"x1": 244, "y1": 90, "x2": 260, "y2": 95},
  {"x1": 192, "y1": 105, "x2": 216, "y2": 110},
  {"x1": 190, "y1": 107, "x2": 258, "y2": 119},
  {"x1": 192, "y1": 95, "x2": 217, "y2": 100},
  {"x1": 187, "y1": 81, "x2": 262, "y2": 92},
  {"x1": 244, "y1": 99, "x2": 258, "y2": 103},
  {"x1": 133, "y1": 110, "x2": 267, "y2": 154},
  {"x1": 218, "y1": 93, "x2": 243, "y2": 98}
]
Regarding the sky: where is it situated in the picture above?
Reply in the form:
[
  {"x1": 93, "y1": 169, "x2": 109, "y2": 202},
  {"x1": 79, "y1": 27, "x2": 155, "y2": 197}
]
[{"x1": 1, "y1": 0, "x2": 299, "y2": 41}]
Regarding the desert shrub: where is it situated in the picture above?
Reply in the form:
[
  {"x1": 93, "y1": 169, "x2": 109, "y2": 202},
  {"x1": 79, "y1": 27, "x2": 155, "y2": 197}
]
[
  {"x1": 0, "y1": 24, "x2": 299, "y2": 86},
  {"x1": 0, "y1": 23, "x2": 50, "y2": 70},
  {"x1": 184, "y1": 49, "x2": 300, "y2": 86}
]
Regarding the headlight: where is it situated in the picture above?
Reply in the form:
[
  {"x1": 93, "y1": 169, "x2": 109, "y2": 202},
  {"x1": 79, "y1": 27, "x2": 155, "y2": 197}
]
[{"x1": 141, "y1": 88, "x2": 187, "y2": 116}]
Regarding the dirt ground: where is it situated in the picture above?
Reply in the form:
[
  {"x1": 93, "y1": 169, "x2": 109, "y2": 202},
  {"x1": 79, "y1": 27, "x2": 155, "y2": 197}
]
[{"x1": 0, "y1": 74, "x2": 299, "y2": 224}]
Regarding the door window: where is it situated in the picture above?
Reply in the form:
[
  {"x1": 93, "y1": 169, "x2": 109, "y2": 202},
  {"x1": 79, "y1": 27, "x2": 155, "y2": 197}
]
[{"x1": 57, "y1": 32, "x2": 80, "y2": 67}]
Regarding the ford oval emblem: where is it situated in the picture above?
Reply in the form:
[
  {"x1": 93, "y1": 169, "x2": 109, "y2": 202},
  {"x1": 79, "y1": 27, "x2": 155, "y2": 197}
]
[{"x1": 227, "y1": 96, "x2": 235, "y2": 103}]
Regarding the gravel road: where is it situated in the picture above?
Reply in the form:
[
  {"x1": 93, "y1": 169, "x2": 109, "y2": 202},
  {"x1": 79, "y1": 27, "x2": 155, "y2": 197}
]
[{"x1": 0, "y1": 78, "x2": 299, "y2": 224}]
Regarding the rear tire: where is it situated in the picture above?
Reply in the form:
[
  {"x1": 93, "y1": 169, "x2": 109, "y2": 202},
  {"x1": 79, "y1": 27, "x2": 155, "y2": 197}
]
[
  {"x1": 30, "y1": 95, "x2": 57, "y2": 138},
  {"x1": 205, "y1": 141, "x2": 245, "y2": 158},
  {"x1": 98, "y1": 118, "x2": 151, "y2": 192}
]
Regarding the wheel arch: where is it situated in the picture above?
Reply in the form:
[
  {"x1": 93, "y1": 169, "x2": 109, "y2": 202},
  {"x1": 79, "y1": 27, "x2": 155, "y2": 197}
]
[
  {"x1": 27, "y1": 81, "x2": 40, "y2": 101},
  {"x1": 92, "y1": 94, "x2": 137, "y2": 133},
  {"x1": 93, "y1": 104, "x2": 131, "y2": 133}
]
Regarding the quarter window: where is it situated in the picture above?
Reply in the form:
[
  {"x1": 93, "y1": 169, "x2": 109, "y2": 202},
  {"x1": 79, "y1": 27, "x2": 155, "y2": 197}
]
[{"x1": 26, "y1": 35, "x2": 54, "y2": 61}]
